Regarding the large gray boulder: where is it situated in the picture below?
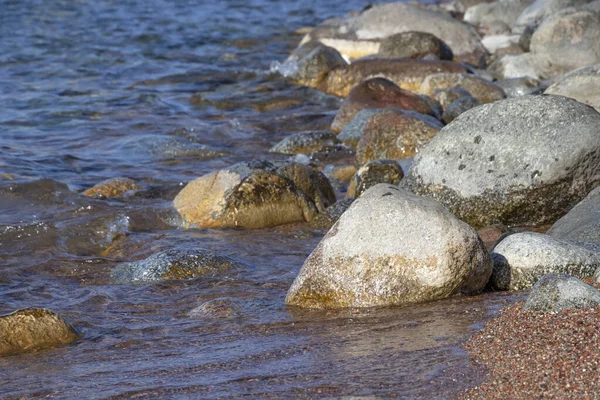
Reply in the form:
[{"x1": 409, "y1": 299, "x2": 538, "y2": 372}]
[
  {"x1": 523, "y1": 273, "x2": 600, "y2": 312},
  {"x1": 514, "y1": 0, "x2": 597, "y2": 33},
  {"x1": 464, "y1": 0, "x2": 535, "y2": 27},
  {"x1": 530, "y1": 8, "x2": 600, "y2": 78},
  {"x1": 544, "y1": 64, "x2": 600, "y2": 111},
  {"x1": 402, "y1": 95, "x2": 600, "y2": 228},
  {"x1": 547, "y1": 186, "x2": 600, "y2": 243},
  {"x1": 490, "y1": 232, "x2": 600, "y2": 290},
  {"x1": 0, "y1": 308, "x2": 80, "y2": 355},
  {"x1": 285, "y1": 184, "x2": 492, "y2": 309}
]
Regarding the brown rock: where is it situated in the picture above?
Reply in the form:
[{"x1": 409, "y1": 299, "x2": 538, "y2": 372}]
[
  {"x1": 318, "y1": 59, "x2": 470, "y2": 97},
  {"x1": 346, "y1": 160, "x2": 404, "y2": 198},
  {"x1": 332, "y1": 165, "x2": 358, "y2": 183},
  {"x1": 331, "y1": 78, "x2": 439, "y2": 134},
  {"x1": 378, "y1": 31, "x2": 454, "y2": 60},
  {"x1": 0, "y1": 308, "x2": 79, "y2": 355},
  {"x1": 419, "y1": 72, "x2": 506, "y2": 103},
  {"x1": 82, "y1": 177, "x2": 138, "y2": 198},
  {"x1": 477, "y1": 224, "x2": 510, "y2": 249},
  {"x1": 355, "y1": 109, "x2": 443, "y2": 165},
  {"x1": 432, "y1": 87, "x2": 473, "y2": 110}
]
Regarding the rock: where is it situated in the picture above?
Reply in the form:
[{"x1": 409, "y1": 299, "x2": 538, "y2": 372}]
[
  {"x1": 402, "y1": 95, "x2": 600, "y2": 228},
  {"x1": 432, "y1": 87, "x2": 474, "y2": 110},
  {"x1": 441, "y1": 96, "x2": 483, "y2": 124},
  {"x1": 337, "y1": 109, "x2": 382, "y2": 148},
  {"x1": 418, "y1": 73, "x2": 506, "y2": 103},
  {"x1": 518, "y1": 24, "x2": 535, "y2": 51},
  {"x1": 547, "y1": 186, "x2": 600, "y2": 243},
  {"x1": 492, "y1": 41, "x2": 526, "y2": 60},
  {"x1": 346, "y1": 160, "x2": 404, "y2": 198},
  {"x1": 331, "y1": 165, "x2": 358, "y2": 182},
  {"x1": 355, "y1": 109, "x2": 444, "y2": 165},
  {"x1": 514, "y1": 0, "x2": 597, "y2": 33},
  {"x1": 544, "y1": 64, "x2": 600, "y2": 111},
  {"x1": 496, "y1": 76, "x2": 542, "y2": 96},
  {"x1": 481, "y1": 34, "x2": 521, "y2": 54},
  {"x1": 0, "y1": 308, "x2": 79, "y2": 355},
  {"x1": 173, "y1": 161, "x2": 336, "y2": 228},
  {"x1": 113, "y1": 248, "x2": 240, "y2": 283},
  {"x1": 308, "y1": 198, "x2": 354, "y2": 229},
  {"x1": 488, "y1": 53, "x2": 544, "y2": 80},
  {"x1": 477, "y1": 224, "x2": 510, "y2": 248},
  {"x1": 523, "y1": 273, "x2": 600, "y2": 312},
  {"x1": 189, "y1": 298, "x2": 244, "y2": 319},
  {"x1": 489, "y1": 232, "x2": 600, "y2": 290},
  {"x1": 285, "y1": 184, "x2": 492, "y2": 309},
  {"x1": 377, "y1": 32, "x2": 453, "y2": 60},
  {"x1": 530, "y1": 9, "x2": 600, "y2": 78},
  {"x1": 318, "y1": 59, "x2": 470, "y2": 97},
  {"x1": 270, "y1": 131, "x2": 340, "y2": 155},
  {"x1": 331, "y1": 78, "x2": 439, "y2": 134},
  {"x1": 275, "y1": 42, "x2": 347, "y2": 87},
  {"x1": 82, "y1": 178, "x2": 138, "y2": 198},
  {"x1": 464, "y1": 0, "x2": 535, "y2": 27},
  {"x1": 480, "y1": 20, "x2": 513, "y2": 36}
]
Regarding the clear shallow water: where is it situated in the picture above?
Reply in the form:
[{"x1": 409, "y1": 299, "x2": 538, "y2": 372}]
[{"x1": 0, "y1": 1, "x2": 521, "y2": 398}]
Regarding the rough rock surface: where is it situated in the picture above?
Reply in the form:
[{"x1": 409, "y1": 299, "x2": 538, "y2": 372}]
[
  {"x1": 112, "y1": 248, "x2": 240, "y2": 283},
  {"x1": 331, "y1": 78, "x2": 438, "y2": 134},
  {"x1": 464, "y1": 0, "x2": 534, "y2": 27},
  {"x1": 346, "y1": 160, "x2": 404, "y2": 198},
  {"x1": 547, "y1": 186, "x2": 600, "y2": 243},
  {"x1": 441, "y1": 96, "x2": 483, "y2": 124},
  {"x1": 270, "y1": 131, "x2": 339, "y2": 155},
  {"x1": 377, "y1": 31, "x2": 453, "y2": 60},
  {"x1": 418, "y1": 73, "x2": 506, "y2": 103},
  {"x1": 530, "y1": 9, "x2": 600, "y2": 78},
  {"x1": 355, "y1": 109, "x2": 443, "y2": 165},
  {"x1": 82, "y1": 177, "x2": 138, "y2": 198},
  {"x1": 318, "y1": 59, "x2": 470, "y2": 97},
  {"x1": 337, "y1": 108, "x2": 382, "y2": 147},
  {"x1": 286, "y1": 184, "x2": 492, "y2": 309},
  {"x1": 523, "y1": 273, "x2": 600, "y2": 312},
  {"x1": 402, "y1": 95, "x2": 600, "y2": 228},
  {"x1": 544, "y1": 64, "x2": 600, "y2": 111},
  {"x1": 0, "y1": 308, "x2": 79, "y2": 355},
  {"x1": 173, "y1": 161, "x2": 336, "y2": 228},
  {"x1": 490, "y1": 232, "x2": 600, "y2": 290}
]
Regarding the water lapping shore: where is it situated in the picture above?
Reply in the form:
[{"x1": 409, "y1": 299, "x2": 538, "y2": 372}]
[{"x1": 2, "y1": 0, "x2": 600, "y2": 398}]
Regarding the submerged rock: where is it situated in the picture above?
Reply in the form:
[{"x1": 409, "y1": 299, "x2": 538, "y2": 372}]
[
  {"x1": 173, "y1": 161, "x2": 336, "y2": 228},
  {"x1": 0, "y1": 308, "x2": 79, "y2": 355},
  {"x1": 355, "y1": 108, "x2": 443, "y2": 165},
  {"x1": 346, "y1": 160, "x2": 404, "y2": 198},
  {"x1": 286, "y1": 184, "x2": 492, "y2": 309},
  {"x1": 189, "y1": 298, "x2": 244, "y2": 319},
  {"x1": 490, "y1": 232, "x2": 600, "y2": 290},
  {"x1": 377, "y1": 32, "x2": 453, "y2": 60},
  {"x1": 418, "y1": 73, "x2": 506, "y2": 103},
  {"x1": 113, "y1": 248, "x2": 240, "y2": 283},
  {"x1": 544, "y1": 64, "x2": 600, "y2": 111},
  {"x1": 547, "y1": 186, "x2": 600, "y2": 244},
  {"x1": 82, "y1": 177, "x2": 139, "y2": 198},
  {"x1": 331, "y1": 78, "x2": 438, "y2": 134},
  {"x1": 402, "y1": 95, "x2": 600, "y2": 228},
  {"x1": 269, "y1": 131, "x2": 339, "y2": 155},
  {"x1": 523, "y1": 274, "x2": 600, "y2": 313}
]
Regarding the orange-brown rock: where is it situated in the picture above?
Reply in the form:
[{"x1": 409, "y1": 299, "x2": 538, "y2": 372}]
[
  {"x1": 82, "y1": 177, "x2": 138, "y2": 198},
  {"x1": 331, "y1": 78, "x2": 439, "y2": 134},
  {"x1": 419, "y1": 72, "x2": 506, "y2": 103},
  {"x1": 318, "y1": 59, "x2": 470, "y2": 97}
]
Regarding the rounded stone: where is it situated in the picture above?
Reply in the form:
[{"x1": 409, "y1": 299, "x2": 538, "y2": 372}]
[
  {"x1": 378, "y1": 31, "x2": 453, "y2": 61},
  {"x1": 82, "y1": 177, "x2": 138, "y2": 198},
  {"x1": 418, "y1": 73, "x2": 506, "y2": 104},
  {"x1": 346, "y1": 160, "x2": 404, "y2": 198},
  {"x1": 402, "y1": 95, "x2": 600, "y2": 228},
  {"x1": 432, "y1": 87, "x2": 473, "y2": 110},
  {"x1": 286, "y1": 184, "x2": 492, "y2": 309},
  {"x1": 269, "y1": 131, "x2": 339, "y2": 155},
  {"x1": 523, "y1": 273, "x2": 600, "y2": 313},
  {"x1": 547, "y1": 186, "x2": 600, "y2": 244},
  {"x1": 544, "y1": 64, "x2": 600, "y2": 112},
  {"x1": 441, "y1": 96, "x2": 483, "y2": 124},
  {"x1": 277, "y1": 42, "x2": 347, "y2": 87},
  {"x1": 189, "y1": 298, "x2": 244, "y2": 319}
]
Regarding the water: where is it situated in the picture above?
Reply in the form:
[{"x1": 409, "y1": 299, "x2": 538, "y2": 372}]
[{"x1": 0, "y1": 0, "x2": 521, "y2": 398}]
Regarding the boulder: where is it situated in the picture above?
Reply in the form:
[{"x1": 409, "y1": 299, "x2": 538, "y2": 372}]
[
  {"x1": 523, "y1": 273, "x2": 600, "y2": 312},
  {"x1": 544, "y1": 64, "x2": 600, "y2": 111},
  {"x1": 547, "y1": 186, "x2": 600, "y2": 243},
  {"x1": 418, "y1": 73, "x2": 506, "y2": 103},
  {"x1": 490, "y1": 232, "x2": 600, "y2": 290},
  {"x1": 173, "y1": 161, "x2": 336, "y2": 228},
  {"x1": 82, "y1": 177, "x2": 138, "y2": 198},
  {"x1": 113, "y1": 248, "x2": 240, "y2": 283},
  {"x1": 441, "y1": 96, "x2": 483, "y2": 124},
  {"x1": 270, "y1": 131, "x2": 340, "y2": 155},
  {"x1": 377, "y1": 31, "x2": 453, "y2": 60},
  {"x1": 530, "y1": 9, "x2": 600, "y2": 78},
  {"x1": 318, "y1": 59, "x2": 470, "y2": 97},
  {"x1": 0, "y1": 308, "x2": 79, "y2": 355},
  {"x1": 354, "y1": 109, "x2": 444, "y2": 165},
  {"x1": 402, "y1": 95, "x2": 600, "y2": 228},
  {"x1": 285, "y1": 184, "x2": 492, "y2": 309},
  {"x1": 464, "y1": 0, "x2": 535, "y2": 27},
  {"x1": 346, "y1": 160, "x2": 404, "y2": 198},
  {"x1": 331, "y1": 78, "x2": 439, "y2": 134},
  {"x1": 514, "y1": 0, "x2": 597, "y2": 33},
  {"x1": 275, "y1": 42, "x2": 347, "y2": 87},
  {"x1": 488, "y1": 53, "x2": 544, "y2": 80}
]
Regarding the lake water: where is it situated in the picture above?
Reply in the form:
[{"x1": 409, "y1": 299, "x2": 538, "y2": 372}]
[{"x1": 0, "y1": 1, "x2": 521, "y2": 398}]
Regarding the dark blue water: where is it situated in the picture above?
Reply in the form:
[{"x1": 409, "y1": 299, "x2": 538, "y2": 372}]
[{"x1": 0, "y1": 1, "x2": 518, "y2": 398}]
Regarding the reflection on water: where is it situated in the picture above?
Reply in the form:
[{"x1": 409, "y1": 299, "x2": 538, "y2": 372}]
[{"x1": 0, "y1": 0, "x2": 520, "y2": 398}]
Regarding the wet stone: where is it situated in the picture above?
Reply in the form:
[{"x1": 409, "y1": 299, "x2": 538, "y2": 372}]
[
  {"x1": 524, "y1": 274, "x2": 600, "y2": 313},
  {"x1": 0, "y1": 308, "x2": 80, "y2": 356},
  {"x1": 346, "y1": 160, "x2": 404, "y2": 198},
  {"x1": 377, "y1": 31, "x2": 453, "y2": 61},
  {"x1": 269, "y1": 131, "x2": 340, "y2": 155},
  {"x1": 274, "y1": 42, "x2": 347, "y2": 87},
  {"x1": 189, "y1": 298, "x2": 244, "y2": 319},
  {"x1": 441, "y1": 95, "x2": 483, "y2": 124},
  {"x1": 308, "y1": 198, "x2": 355, "y2": 230},
  {"x1": 419, "y1": 73, "x2": 506, "y2": 104},
  {"x1": 82, "y1": 177, "x2": 139, "y2": 198}
]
